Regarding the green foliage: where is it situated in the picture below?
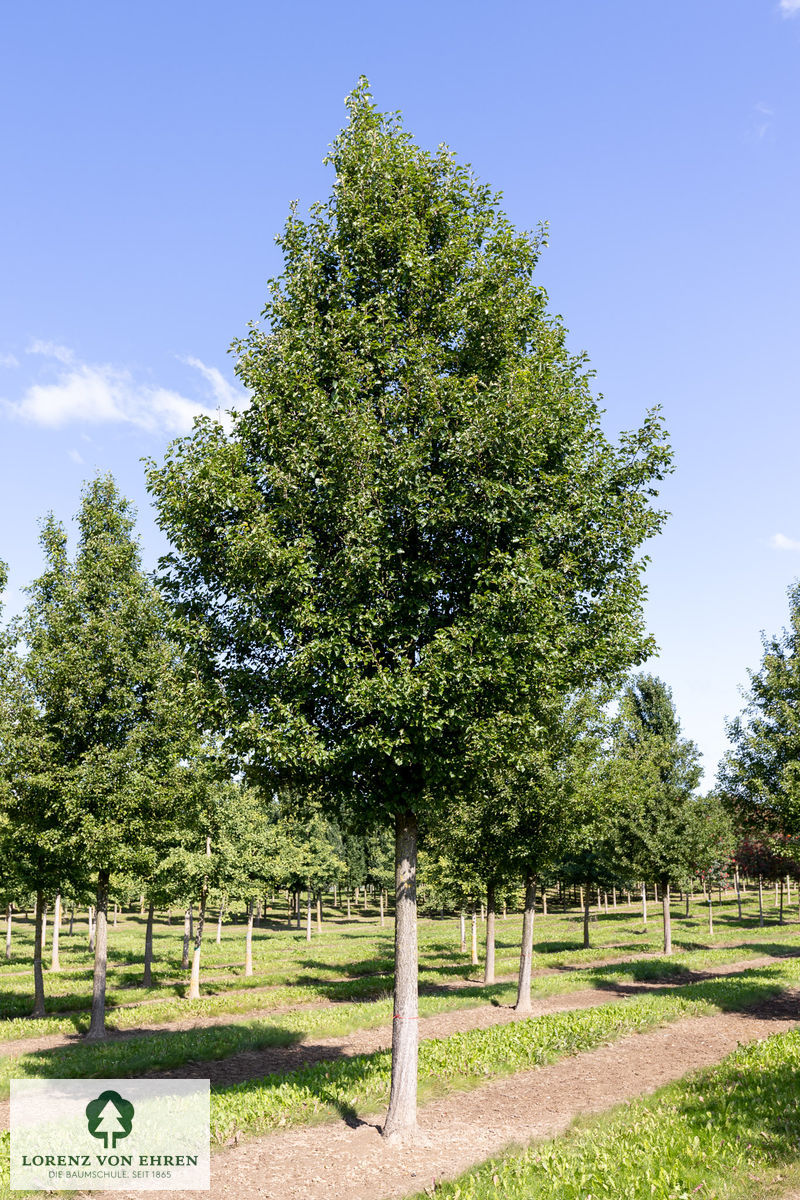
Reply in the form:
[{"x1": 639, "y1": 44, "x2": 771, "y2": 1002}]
[
  {"x1": 146, "y1": 81, "x2": 672, "y2": 829},
  {"x1": 721, "y1": 580, "x2": 800, "y2": 837},
  {"x1": 611, "y1": 675, "x2": 704, "y2": 886},
  {"x1": 13, "y1": 476, "x2": 194, "y2": 885}
]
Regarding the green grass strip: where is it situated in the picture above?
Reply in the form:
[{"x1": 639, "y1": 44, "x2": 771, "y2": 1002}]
[
  {"x1": 414, "y1": 1026, "x2": 800, "y2": 1200},
  {"x1": 208, "y1": 992, "x2": 709, "y2": 1144}
]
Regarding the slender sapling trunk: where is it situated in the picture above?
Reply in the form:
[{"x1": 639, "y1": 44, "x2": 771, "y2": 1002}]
[
  {"x1": 86, "y1": 868, "x2": 110, "y2": 1040},
  {"x1": 143, "y1": 900, "x2": 155, "y2": 986},
  {"x1": 245, "y1": 899, "x2": 254, "y2": 976},
  {"x1": 51, "y1": 893, "x2": 61, "y2": 971},
  {"x1": 32, "y1": 890, "x2": 46, "y2": 1017},
  {"x1": 484, "y1": 881, "x2": 496, "y2": 985},
  {"x1": 382, "y1": 809, "x2": 418, "y2": 1142},
  {"x1": 514, "y1": 875, "x2": 537, "y2": 1012},
  {"x1": 661, "y1": 881, "x2": 672, "y2": 955}
]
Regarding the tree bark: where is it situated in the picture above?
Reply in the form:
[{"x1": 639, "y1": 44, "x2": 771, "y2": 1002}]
[
  {"x1": 661, "y1": 881, "x2": 672, "y2": 955},
  {"x1": 484, "y1": 881, "x2": 496, "y2": 985},
  {"x1": 306, "y1": 889, "x2": 312, "y2": 942},
  {"x1": 708, "y1": 892, "x2": 714, "y2": 936},
  {"x1": 380, "y1": 889, "x2": 385, "y2": 927},
  {"x1": 583, "y1": 883, "x2": 591, "y2": 949},
  {"x1": 735, "y1": 866, "x2": 742, "y2": 921},
  {"x1": 641, "y1": 882, "x2": 648, "y2": 926},
  {"x1": 780, "y1": 877, "x2": 785, "y2": 925},
  {"x1": 514, "y1": 875, "x2": 537, "y2": 1012},
  {"x1": 382, "y1": 809, "x2": 418, "y2": 1142},
  {"x1": 88, "y1": 905, "x2": 95, "y2": 951},
  {"x1": 316, "y1": 893, "x2": 322, "y2": 934},
  {"x1": 4, "y1": 903, "x2": 11, "y2": 959},
  {"x1": 181, "y1": 906, "x2": 191, "y2": 969},
  {"x1": 459, "y1": 910, "x2": 466, "y2": 953},
  {"x1": 41, "y1": 902, "x2": 47, "y2": 949},
  {"x1": 86, "y1": 868, "x2": 110, "y2": 1040},
  {"x1": 187, "y1": 884, "x2": 207, "y2": 1000},
  {"x1": 143, "y1": 900, "x2": 155, "y2": 986},
  {"x1": 68, "y1": 906, "x2": 74, "y2": 936},
  {"x1": 51, "y1": 893, "x2": 61, "y2": 971},
  {"x1": 32, "y1": 890, "x2": 46, "y2": 1017},
  {"x1": 216, "y1": 897, "x2": 225, "y2": 945},
  {"x1": 245, "y1": 899, "x2": 254, "y2": 976},
  {"x1": 470, "y1": 908, "x2": 478, "y2": 966},
  {"x1": 758, "y1": 874, "x2": 764, "y2": 927}
]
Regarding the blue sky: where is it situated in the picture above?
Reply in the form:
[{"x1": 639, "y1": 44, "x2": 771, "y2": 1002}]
[{"x1": 1, "y1": 1, "x2": 798, "y2": 781}]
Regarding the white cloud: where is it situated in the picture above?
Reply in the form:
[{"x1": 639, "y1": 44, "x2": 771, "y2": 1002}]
[
  {"x1": 67, "y1": 448, "x2": 84, "y2": 464},
  {"x1": 3, "y1": 348, "x2": 236, "y2": 436},
  {"x1": 27, "y1": 340, "x2": 76, "y2": 364},
  {"x1": 0, "y1": 352, "x2": 19, "y2": 368},
  {"x1": 769, "y1": 533, "x2": 800, "y2": 551},
  {"x1": 181, "y1": 356, "x2": 247, "y2": 410},
  {"x1": 780, "y1": 0, "x2": 800, "y2": 14}
]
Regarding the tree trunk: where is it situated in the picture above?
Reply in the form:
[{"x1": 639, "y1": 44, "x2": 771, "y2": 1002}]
[
  {"x1": 187, "y1": 884, "x2": 207, "y2": 1000},
  {"x1": 542, "y1": 888, "x2": 547, "y2": 917},
  {"x1": 216, "y1": 897, "x2": 225, "y2": 945},
  {"x1": 641, "y1": 882, "x2": 648, "y2": 926},
  {"x1": 295, "y1": 888, "x2": 301, "y2": 929},
  {"x1": 88, "y1": 905, "x2": 95, "y2": 951},
  {"x1": 514, "y1": 875, "x2": 537, "y2": 1012},
  {"x1": 181, "y1": 907, "x2": 191, "y2": 969},
  {"x1": 459, "y1": 910, "x2": 466, "y2": 953},
  {"x1": 41, "y1": 902, "x2": 47, "y2": 949},
  {"x1": 245, "y1": 899, "x2": 254, "y2": 976},
  {"x1": 32, "y1": 890, "x2": 46, "y2": 1017},
  {"x1": 113, "y1": 902, "x2": 118, "y2": 928},
  {"x1": 380, "y1": 890, "x2": 385, "y2": 927},
  {"x1": 484, "y1": 881, "x2": 496, "y2": 985},
  {"x1": 68, "y1": 906, "x2": 74, "y2": 936},
  {"x1": 347, "y1": 893, "x2": 351, "y2": 920},
  {"x1": 4, "y1": 904, "x2": 11, "y2": 959},
  {"x1": 735, "y1": 866, "x2": 742, "y2": 921},
  {"x1": 708, "y1": 892, "x2": 714, "y2": 936},
  {"x1": 51, "y1": 893, "x2": 61, "y2": 971},
  {"x1": 583, "y1": 883, "x2": 591, "y2": 949},
  {"x1": 86, "y1": 868, "x2": 110, "y2": 1040},
  {"x1": 758, "y1": 875, "x2": 764, "y2": 927},
  {"x1": 382, "y1": 809, "x2": 418, "y2": 1142},
  {"x1": 470, "y1": 907, "x2": 478, "y2": 966},
  {"x1": 143, "y1": 900, "x2": 155, "y2": 986},
  {"x1": 780, "y1": 877, "x2": 785, "y2": 925},
  {"x1": 685, "y1": 890, "x2": 690, "y2": 917},
  {"x1": 316, "y1": 893, "x2": 322, "y2": 934},
  {"x1": 661, "y1": 881, "x2": 672, "y2": 955},
  {"x1": 306, "y1": 889, "x2": 312, "y2": 942}
]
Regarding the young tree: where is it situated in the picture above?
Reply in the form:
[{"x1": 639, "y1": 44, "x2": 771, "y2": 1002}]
[
  {"x1": 146, "y1": 83, "x2": 671, "y2": 1137},
  {"x1": 611, "y1": 675, "x2": 702, "y2": 954},
  {"x1": 21, "y1": 477, "x2": 192, "y2": 1039},
  {"x1": 721, "y1": 581, "x2": 800, "y2": 839}
]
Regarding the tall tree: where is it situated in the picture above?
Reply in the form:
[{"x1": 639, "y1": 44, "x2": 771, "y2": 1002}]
[
  {"x1": 720, "y1": 580, "x2": 800, "y2": 838},
  {"x1": 146, "y1": 82, "x2": 671, "y2": 1137},
  {"x1": 612, "y1": 675, "x2": 702, "y2": 954},
  {"x1": 21, "y1": 476, "x2": 191, "y2": 1039}
]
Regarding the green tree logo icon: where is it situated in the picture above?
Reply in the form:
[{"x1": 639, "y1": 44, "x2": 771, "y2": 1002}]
[{"x1": 85, "y1": 1090, "x2": 135, "y2": 1149}]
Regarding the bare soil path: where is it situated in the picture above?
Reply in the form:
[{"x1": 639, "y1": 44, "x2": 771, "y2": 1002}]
[{"x1": 97, "y1": 995, "x2": 800, "y2": 1200}]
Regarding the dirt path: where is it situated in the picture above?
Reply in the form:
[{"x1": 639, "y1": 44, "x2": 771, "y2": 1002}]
[{"x1": 109, "y1": 996, "x2": 800, "y2": 1200}]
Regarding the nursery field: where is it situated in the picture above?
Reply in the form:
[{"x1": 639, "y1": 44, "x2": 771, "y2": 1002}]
[{"x1": 2, "y1": 889, "x2": 800, "y2": 1199}]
